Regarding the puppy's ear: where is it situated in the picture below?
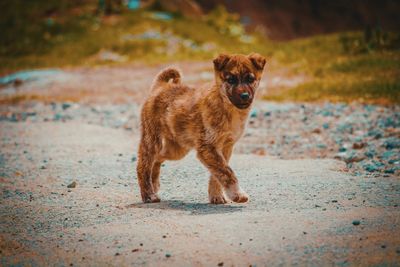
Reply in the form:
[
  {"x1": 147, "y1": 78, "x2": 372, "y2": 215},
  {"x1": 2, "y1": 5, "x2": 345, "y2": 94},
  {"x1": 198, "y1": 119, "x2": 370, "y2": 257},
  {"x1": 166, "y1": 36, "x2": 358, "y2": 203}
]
[
  {"x1": 213, "y1": 54, "x2": 230, "y2": 71},
  {"x1": 248, "y1": 53, "x2": 266, "y2": 71}
]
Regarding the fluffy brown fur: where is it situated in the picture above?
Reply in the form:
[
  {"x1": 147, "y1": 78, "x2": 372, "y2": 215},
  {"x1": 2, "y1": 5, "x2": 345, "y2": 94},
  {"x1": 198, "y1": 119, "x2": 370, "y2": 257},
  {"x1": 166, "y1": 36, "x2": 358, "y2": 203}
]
[{"x1": 137, "y1": 53, "x2": 266, "y2": 204}]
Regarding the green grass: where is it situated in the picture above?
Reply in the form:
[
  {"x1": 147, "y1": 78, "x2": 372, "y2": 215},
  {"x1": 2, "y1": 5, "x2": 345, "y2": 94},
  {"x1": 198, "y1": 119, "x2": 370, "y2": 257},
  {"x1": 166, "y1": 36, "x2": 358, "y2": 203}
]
[
  {"x1": 266, "y1": 76, "x2": 400, "y2": 104},
  {"x1": 0, "y1": 2, "x2": 268, "y2": 73},
  {"x1": 1, "y1": 1, "x2": 399, "y2": 104},
  {"x1": 263, "y1": 33, "x2": 400, "y2": 104}
]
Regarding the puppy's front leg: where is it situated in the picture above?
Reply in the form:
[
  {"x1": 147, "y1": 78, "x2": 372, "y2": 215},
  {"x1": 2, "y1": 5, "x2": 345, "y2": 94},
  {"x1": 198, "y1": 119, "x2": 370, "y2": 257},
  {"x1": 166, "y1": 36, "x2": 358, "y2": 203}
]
[
  {"x1": 208, "y1": 177, "x2": 227, "y2": 204},
  {"x1": 197, "y1": 145, "x2": 248, "y2": 203},
  {"x1": 208, "y1": 144, "x2": 233, "y2": 204}
]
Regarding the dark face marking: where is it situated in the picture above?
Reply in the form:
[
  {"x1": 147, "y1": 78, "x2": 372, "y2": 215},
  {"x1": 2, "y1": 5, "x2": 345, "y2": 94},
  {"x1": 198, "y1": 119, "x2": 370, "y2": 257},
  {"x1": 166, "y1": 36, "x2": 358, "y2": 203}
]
[
  {"x1": 223, "y1": 72, "x2": 257, "y2": 109},
  {"x1": 213, "y1": 53, "x2": 266, "y2": 110}
]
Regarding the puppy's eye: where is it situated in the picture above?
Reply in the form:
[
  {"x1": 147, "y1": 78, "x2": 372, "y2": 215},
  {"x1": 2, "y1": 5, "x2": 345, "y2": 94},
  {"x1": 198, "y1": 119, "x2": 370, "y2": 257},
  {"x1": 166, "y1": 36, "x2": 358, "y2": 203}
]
[
  {"x1": 246, "y1": 74, "x2": 255, "y2": 83},
  {"x1": 226, "y1": 76, "x2": 238, "y2": 85}
]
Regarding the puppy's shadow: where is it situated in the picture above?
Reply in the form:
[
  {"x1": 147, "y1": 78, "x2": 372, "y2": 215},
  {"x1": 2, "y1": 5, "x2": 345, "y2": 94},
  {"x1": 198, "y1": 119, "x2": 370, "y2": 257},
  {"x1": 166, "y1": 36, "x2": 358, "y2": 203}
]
[{"x1": 126, "y1": 199, "x2": 244, "y2": 215}]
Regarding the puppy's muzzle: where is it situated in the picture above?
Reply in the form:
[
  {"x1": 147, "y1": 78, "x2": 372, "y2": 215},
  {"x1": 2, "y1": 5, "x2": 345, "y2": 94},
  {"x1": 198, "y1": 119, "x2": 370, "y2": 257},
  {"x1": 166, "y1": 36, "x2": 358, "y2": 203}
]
[{"x1": 229, "y1": 85, "x2": 253, "y2": 109}]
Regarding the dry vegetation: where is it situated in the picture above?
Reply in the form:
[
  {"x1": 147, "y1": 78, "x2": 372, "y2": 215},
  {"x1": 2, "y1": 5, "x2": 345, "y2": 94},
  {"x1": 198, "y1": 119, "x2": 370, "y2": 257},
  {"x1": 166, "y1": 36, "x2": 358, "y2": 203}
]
[{"x1": 1, "y1": 1, "x2": 399, "y2": 104}]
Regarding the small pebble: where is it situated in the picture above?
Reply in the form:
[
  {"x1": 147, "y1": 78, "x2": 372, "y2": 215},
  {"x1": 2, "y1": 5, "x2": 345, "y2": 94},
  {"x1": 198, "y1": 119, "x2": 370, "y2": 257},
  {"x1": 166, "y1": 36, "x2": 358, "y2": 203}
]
[
  {"x1": 363, "y1": 164, "x2": 378, "y2": 172},
  {"x1": 67, "y1": 181, "x2": 77, "y2": 188},
  {"x1": 250, "y1": 109, "x2": 257, "y2": 118},
  {"x1": 352, "y1": 142, "x2": 366, "y2": 149},
  {"x1": 384, "y1": 168, "x2": 395, "y2": 174},
  {"x1": 165, "y1": 253, "x2": 171, "y2": 258},
  {"x1": 352, "y1": 220, "x2": 360, "y2": 226},
  {"x1": 62, "y1": 103, "x2": 72, "y2": 110}
]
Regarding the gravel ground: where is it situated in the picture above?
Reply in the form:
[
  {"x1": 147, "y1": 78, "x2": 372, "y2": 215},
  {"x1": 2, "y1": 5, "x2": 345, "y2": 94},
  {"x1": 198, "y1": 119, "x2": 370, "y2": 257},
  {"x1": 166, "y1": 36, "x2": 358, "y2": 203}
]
[
  {"x1": 0, "y1": 64, "x2": 399, "y2": 265},
  {"x1": 1, "y1": 100, "x2": 398, "y2": 176},
  {"x1": 0, "y1": 121, "x2": 399, "y2": 266}
]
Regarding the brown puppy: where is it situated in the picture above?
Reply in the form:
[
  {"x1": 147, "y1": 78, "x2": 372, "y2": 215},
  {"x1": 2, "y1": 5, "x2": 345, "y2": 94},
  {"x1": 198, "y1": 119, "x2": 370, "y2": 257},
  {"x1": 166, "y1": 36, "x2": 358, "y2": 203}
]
[{"x1": 137, "y1": 53, "x2": 266, "y2": 204}]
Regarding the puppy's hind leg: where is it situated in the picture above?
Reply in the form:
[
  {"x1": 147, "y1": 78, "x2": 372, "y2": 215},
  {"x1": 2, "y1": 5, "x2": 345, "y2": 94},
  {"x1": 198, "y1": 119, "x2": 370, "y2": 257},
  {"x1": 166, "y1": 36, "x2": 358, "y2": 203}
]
[
  {"x1": 137, "y1": 142, "x2": 160, "y2": 203},
  {"x1": 151, "y1": 161, "x2": 162, "y2": 194}
]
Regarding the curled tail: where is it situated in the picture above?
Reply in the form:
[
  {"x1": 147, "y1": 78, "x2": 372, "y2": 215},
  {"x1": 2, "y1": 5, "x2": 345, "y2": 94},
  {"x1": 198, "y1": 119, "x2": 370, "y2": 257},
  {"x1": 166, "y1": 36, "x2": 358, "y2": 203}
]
[{"x1": 152, "y1": 67, "x2": 181, "y2": 89}]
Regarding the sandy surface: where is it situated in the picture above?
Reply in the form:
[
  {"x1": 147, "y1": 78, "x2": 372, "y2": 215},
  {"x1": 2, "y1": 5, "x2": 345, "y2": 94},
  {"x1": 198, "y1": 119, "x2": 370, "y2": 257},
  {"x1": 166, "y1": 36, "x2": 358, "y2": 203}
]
[
  {"x1": 0, "y1": 61, "x2": 304, "y2": 104},
  {"x1": 1, "y1": 121, "x2": 399, "y2": 266},
  {"x1": 1, "y1": 62, "x2": 399, "y2": 265}
]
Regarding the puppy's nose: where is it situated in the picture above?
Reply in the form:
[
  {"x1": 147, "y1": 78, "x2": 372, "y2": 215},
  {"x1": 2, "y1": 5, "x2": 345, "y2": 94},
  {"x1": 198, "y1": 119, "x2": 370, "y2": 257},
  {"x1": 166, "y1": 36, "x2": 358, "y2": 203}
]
[{"x1": 240, "y1": 92, "x2": 250, "y2": 100}]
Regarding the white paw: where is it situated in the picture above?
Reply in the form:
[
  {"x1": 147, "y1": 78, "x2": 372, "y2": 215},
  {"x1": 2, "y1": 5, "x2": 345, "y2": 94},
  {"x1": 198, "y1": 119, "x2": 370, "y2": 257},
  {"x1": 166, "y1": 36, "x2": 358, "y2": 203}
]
[{"x1": 225, "y1": 185, "x2": 249, "y2": 203}]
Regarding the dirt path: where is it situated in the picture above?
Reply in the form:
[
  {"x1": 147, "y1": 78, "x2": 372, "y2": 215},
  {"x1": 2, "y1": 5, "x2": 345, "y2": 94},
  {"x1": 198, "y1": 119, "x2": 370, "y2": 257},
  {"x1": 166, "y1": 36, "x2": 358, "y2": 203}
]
[
  {"x1": 1, "y1": 121, "x2": 399, "y2": 266},
  {"x1": 0, "y1": 61, "x2": 307, "y2": 105},
  {"x1": 1, "y1": 62, "x2": 399, "y2": 265}
]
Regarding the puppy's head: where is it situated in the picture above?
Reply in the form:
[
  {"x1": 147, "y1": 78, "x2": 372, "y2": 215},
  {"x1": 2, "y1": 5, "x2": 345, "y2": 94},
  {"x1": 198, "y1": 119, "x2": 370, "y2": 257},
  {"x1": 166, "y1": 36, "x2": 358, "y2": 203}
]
[{"x1": 213, "y1": 53, "x2": 266, "y2": 109}]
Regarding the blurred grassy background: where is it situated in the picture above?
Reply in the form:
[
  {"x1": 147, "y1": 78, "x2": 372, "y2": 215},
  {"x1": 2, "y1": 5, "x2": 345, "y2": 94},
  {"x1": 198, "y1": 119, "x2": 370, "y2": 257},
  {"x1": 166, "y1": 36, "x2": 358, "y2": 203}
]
[{"x1": 0, "y1": 0, "x2": 399, "y2": 104}]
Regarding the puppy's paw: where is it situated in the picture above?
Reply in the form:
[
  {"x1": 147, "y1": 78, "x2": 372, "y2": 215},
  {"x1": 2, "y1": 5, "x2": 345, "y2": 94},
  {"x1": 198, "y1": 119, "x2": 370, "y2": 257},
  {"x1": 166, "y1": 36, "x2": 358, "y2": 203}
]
[
  {"x1": 142, "y1": 193, "x2": 161, "y2": 203},
  {"x1": 225, "y1": 185, "x2": 249, "y2": 203},
  {"x1": 209, "y1": 194, "x2": 227, "y2": 204},
  {"x1": 231, "y1": 191, "x2": 249, "y2": 203}
]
